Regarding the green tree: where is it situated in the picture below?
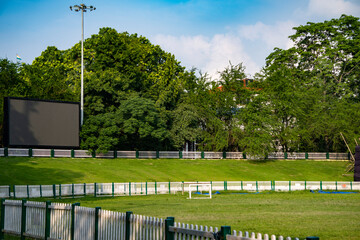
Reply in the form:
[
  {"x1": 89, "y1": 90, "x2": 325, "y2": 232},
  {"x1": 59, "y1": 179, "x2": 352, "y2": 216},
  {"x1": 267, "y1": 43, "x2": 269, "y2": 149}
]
[
  {"x1": 119, "y1": 96, "x2": 169, "y2": 150},
  {"x1": 289, "y1": 15, "x2": 360, "y2": 100},
  {"x1": 248, "y1": 15, "x2": 360, "y2": 153},
  {"x1": 18, "y1": 28, "x2": 193, "y2": 151},
  {"x1": 75, "y1": 28, "x2": 196, "y2": 151},
  {"x1": 180, "y1": 63, "x2": 251, "y2": 152},
  {"x1": 288, "y1": 15, "x2": 360, "y2": 151},
  {"x1": 20, "y1": 46, "x2": 77, "y2": 101},
  {"x1": 170, "y1": 102, "x2": 202, "y2": 150},
  {"x1": 81, "y1": 95, "x2": 169, "y2": 152},
  {"x1": 74, "y1": 28, "x2": 186, "y2": 114},
  {"x1": 0, "y1": 58, "x2": 26, "y2": 145},
  {"x1": 80, "y1": 112, "x2": 123, "y2": 153},
  {"x1": 238, "y1": 89, "x2": 274, "y2": 158}
]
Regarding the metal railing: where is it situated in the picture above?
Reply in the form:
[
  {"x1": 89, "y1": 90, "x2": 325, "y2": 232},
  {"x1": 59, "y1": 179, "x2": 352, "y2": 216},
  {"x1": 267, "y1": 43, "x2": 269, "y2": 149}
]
[
  {"x1": 0, "y1": 148, "x2": 350, "y2": 160},
  {"x1": 1, "y1": 181, "x2": 359, "y2": 200}
]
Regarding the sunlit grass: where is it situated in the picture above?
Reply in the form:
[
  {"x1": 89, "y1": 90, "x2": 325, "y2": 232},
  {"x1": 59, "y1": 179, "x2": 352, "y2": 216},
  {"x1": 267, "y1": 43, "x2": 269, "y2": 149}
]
[{"x1": 0, "y1": 157, "x2": 352, "y2": 185}]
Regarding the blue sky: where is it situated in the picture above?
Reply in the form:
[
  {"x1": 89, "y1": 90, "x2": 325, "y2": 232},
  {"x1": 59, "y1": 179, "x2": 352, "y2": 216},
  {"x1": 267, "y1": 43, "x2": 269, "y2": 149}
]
[{"x1": 1, "y1": 0, "x2": 359, "y2": 78}]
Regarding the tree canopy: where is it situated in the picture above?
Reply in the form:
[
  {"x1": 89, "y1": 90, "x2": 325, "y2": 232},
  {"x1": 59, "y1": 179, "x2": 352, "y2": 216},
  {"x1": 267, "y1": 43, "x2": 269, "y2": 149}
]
[
  {"x1": 1, "y1": 15, "x2": 359, "y2": 154},
  {"x1": 241, "y1": 14, "x2": 360, "y2": 156}
]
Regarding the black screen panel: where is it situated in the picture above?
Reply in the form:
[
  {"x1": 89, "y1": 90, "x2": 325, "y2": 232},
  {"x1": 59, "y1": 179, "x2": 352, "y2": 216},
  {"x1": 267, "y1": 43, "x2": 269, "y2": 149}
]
[{"x1": 4, "y1": 97, "x2": 80, "y2": 148}]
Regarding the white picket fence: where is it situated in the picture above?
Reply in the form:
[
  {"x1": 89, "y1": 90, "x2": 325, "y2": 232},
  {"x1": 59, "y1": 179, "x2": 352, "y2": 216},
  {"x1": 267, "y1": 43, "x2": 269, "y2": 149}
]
[
  {"x1": 170, "y1": 222, "x2": 218, "y2": 239},
  {"x1": 227, "y1": 230, "x2": 297, "y2": 240},
  {"x1": 169, "y1": 224, "x2": 300, "y2": 240},
  {"x1": 1, "y1": 199, "x2": 167, "y2": 240},
  {"x1": 130, "y1": 214, "x2": 164, "y2": 240},
  {"x1": 1, "y1": 199, "x2": 305, "y2": 240}
]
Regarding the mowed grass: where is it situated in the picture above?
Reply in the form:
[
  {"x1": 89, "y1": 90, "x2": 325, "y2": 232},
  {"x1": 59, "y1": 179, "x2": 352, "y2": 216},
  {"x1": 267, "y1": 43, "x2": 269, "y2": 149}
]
[
  {"x1": 0, "y1": 157, "x2": 353, "y2": 185},
  {"x1": 1, "y1": 157, "x2": 359, "y2": 239},
  {"x1": 25, "y1": 191, "x2": 360, "y2": 240}
]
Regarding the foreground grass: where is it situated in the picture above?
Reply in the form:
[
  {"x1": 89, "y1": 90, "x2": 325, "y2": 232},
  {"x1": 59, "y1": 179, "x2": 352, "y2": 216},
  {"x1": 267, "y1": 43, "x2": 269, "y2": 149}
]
[
  {"x1": 0, "y1": 157, "x2": 352, "y2": 185},
  {"x1": 4, "y1": 191, "x2": 356, "y2": 240}
]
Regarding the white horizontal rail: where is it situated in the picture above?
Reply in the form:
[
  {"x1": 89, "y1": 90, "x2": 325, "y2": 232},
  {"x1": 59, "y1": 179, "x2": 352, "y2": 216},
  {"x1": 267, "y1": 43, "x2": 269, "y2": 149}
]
[
  {"x1": 0, "y1": 148, "x2": 350, "y2": 160},
  {"x1": 3, "y1": 181, "x2": 359, "y2": 199},
  {"x1": 170, "y1": 225, "x2": 215, "y2": 239}
]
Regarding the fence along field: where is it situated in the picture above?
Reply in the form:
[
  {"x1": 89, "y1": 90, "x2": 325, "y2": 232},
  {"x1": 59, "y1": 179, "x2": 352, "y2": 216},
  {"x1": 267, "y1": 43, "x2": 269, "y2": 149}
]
[
  {"x1": 1, "y1": 199, "x2": 317, "y2": 240},
  {"x1": 0, "y1": 148, "x2": 351, "y2": 160},
  {"x1": 1, "y1": 181, "x2": 359, "y2": 199}
]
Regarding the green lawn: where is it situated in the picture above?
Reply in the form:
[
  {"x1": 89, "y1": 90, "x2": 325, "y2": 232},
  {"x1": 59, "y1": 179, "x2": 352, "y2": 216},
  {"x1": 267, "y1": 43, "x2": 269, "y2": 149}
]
[
  {"x1": 0, "y1": 157, "x2": 353, "y2": 185},
  {"x1": 1, "y1": 157, "x2": 358, "y2": 240}
]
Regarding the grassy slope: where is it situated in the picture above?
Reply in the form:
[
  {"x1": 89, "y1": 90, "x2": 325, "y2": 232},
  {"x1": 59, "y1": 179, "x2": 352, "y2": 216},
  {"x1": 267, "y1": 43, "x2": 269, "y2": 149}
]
[{"x1": 0, "y1": 157, "x2": 352, "y2": 185}]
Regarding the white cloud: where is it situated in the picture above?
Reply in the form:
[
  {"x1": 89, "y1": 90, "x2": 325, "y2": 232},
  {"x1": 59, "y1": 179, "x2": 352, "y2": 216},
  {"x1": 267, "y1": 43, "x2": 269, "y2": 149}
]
[
  {"x1": 152, "y1": 33, "x2": 259, "y2": 79},
  {"x1": 308, "y1": 0, "x2": 360, "y2": 18},
  {"x1": 237, "y1": 21, "x2": 296, "y2": 50},
  {"x1": 151, "y1": 20, "x2": 298, "y2": 79},
  {"x1": 153, "y1": 14, "x2": 337, "y2": 79}
]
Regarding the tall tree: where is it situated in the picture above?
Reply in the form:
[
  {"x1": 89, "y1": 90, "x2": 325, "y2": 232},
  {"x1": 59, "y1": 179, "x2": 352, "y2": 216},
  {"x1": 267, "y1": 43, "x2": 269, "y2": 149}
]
[
  {"x1": 81, "y1": 95, "x2": 169, "y2": 152},
  {"x1": 75, "y1": 28, "x2": 191, "y2": 151},
  {"x1": 289, "y1": 15, "x2": 360, "y2": 100},
  {"x1": 249, "y1": 15, "x2": 360, "y2": 153},
  {"x1": 0, "y1": 58, "x2": 26, "y2": 145},
  {"x1": 20, "y1": 46, "x2": 77, "y2": 101},
  {"x1": 182, "y1": 63, "x2": 251, "y2": 152},
  {"x1": 202, "y1": 63, "x2": 249, "y2": 151},
  {"x1": 288, "y1": 15, "x2": 360, "y2": 151},
  {"x1": 75, "y1": 28, "x2": 186, "y2": 114}
]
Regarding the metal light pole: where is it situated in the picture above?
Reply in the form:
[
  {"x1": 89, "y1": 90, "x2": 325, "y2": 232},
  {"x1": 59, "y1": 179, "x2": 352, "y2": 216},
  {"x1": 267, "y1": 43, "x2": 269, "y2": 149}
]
[{"x1": 70, "y1": 4, "x2": 96, "y2": 126}]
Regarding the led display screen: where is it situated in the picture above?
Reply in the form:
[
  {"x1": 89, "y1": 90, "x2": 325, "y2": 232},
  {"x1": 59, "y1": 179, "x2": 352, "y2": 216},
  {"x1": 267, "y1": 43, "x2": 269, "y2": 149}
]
[{"x1": 3, "y1": 97, "x2": 80, "y2": 148}]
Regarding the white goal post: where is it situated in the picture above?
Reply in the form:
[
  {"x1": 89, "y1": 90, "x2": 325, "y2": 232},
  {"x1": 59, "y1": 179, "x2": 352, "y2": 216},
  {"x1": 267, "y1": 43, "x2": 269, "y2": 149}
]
[{"x1": 188, "y1": 183, "x2": 212, "y2": 199}]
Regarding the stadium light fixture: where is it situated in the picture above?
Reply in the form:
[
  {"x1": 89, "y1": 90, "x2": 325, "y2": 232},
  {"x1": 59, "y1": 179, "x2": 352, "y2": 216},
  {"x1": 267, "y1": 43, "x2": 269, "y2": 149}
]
[{"x1": 70, "y1": 4, "x2": 96, "y2": 126}]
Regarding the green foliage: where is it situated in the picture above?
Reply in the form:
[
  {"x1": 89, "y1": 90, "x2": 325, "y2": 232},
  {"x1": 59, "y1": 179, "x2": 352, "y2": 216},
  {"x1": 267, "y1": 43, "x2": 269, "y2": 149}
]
[
  {"x1": 20, "y1": 46, "x2": 78, "y2": 101},
  {"x1": 247, "y1": 14, "x2": 360, "y2": 154},
  {"x1": 84, "y1": 69, "x2": 128, "y2": 115},
  {"x1": 74, "y1": 28, "x2": 190, "y2": 151},
  {"x1": 81, "y1": 96, "x2": 169, "y2": 152},
  {"x1": 1, "y1": 15, "x2": 359, "y2": 152},
  {"x1": 290, "y1": 15, "x2": 360, "y2": 100},
  {"x1": 239, "y1": 91, "x2": 275, "y2": 158},
  {"x1": 79, "y1": 28, "x2": 186, "y2": 112},
  {"x1": 0, "y1": 59, "x2": 26, "y2": 144},
  {"x1": 118, "y1": 96, "x2": 169, "y2": 150},
  {"x1": 0, "y1": 59, "x2": 23, "y2": 95},
  {"x1": 183, "y1": 63, "x2": 251, "y2": 152},
  {"x1": 80, "y1": 112, "x2": 122, "y2": 153},
  {"x1": 170, "y1": 102, "x2": 202, "y2": 149}
]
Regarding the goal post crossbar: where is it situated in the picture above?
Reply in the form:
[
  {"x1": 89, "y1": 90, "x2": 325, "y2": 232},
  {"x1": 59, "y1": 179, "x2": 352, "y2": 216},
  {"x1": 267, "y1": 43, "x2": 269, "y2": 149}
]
[
  {"x1": 182, "y1": 182, "x2": 212, "y2": 195},
  {"x1": 188, "y1": 183, "x2": 212, "y2": 199}
]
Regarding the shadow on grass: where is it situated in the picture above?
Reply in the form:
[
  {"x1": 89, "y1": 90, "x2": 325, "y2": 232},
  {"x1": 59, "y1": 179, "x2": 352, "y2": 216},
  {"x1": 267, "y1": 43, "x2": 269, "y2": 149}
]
[
  {"x1": 247, "y1": 159, "x2": 277, "y2": 164},
  {"x1": 0, "y1": 157, "x2": 85, "y2": 185}
]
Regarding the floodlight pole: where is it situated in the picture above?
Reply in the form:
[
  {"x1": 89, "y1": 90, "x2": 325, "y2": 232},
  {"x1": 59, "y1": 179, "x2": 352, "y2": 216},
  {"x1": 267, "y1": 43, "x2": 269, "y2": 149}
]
[
  {"x1": 70, "y1": 4, "x2": 96, "y2": 126},
  {"x1": 81, "y1": 7, "x2": 84, "y2": 126}
]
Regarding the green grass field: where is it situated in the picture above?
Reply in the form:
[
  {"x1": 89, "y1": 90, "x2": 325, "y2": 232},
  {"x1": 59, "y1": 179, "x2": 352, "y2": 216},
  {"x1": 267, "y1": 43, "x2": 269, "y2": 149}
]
[
  {"x1": 1, "y1": 157, "x2": 359, "y2": 239},
  {"x1": 0, "y1": 157, "x2": 353, "y2": 185}
]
